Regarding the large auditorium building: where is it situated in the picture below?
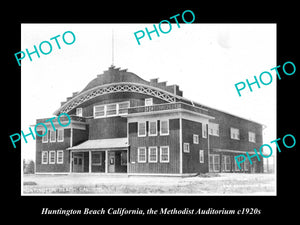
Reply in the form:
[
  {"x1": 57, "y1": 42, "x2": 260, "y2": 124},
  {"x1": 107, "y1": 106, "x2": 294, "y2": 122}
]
[{"x1": 35, "y1": 65, "x2": 263, "y2": 175}]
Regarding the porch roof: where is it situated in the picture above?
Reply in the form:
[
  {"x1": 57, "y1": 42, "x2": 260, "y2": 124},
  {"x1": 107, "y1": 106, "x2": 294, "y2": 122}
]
[{"x1": 67, "y1": 138, "x2": 128, "y2": 151}]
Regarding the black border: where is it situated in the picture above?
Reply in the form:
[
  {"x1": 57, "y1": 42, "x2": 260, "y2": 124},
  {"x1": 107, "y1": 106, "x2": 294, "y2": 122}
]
[{"x1": 5, "y1": 4, "x2": 298, "y2": 222}]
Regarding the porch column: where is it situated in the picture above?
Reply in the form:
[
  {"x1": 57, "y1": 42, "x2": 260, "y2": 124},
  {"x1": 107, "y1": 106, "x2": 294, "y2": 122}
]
[
  {"x1": 89, "y1": 150, "x2": 92, "y2": 173},
  {"x1": 105, "y1": 150, "x2": 108, "y2": 173},
  {"x1": 69, "y1": 151, "x2": 72, "y2": 173}
]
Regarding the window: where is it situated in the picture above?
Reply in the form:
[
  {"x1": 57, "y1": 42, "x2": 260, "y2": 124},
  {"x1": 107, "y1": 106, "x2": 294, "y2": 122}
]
[
  {"x1": 224, "y1": 155, "x2": 231, "y2": 171},
  {"x1": 209, "y1": 123, "x2": 219, "y2": 136},
  {"x1": 145, "y1": 98, "x2": 153, "y2": 106},
  {"x1": 42, "y1": 151, "x2": 48, "y2": 164},
  {"x1": 160, "y1": 120, "x2": 169, "y2": 135},
  {"x1": 57, "y1": 129, "x2": 64, "y2": 142},
  {"x1": 234, "y1": 158, "x2": 239, "y2": 171},
  {"x1": 138, "y1": 122, "x2": 146, "y2": 137},
  {"x1": 137, "y1": 147, "x2": 146, "y2": 163},
  {"x1": 42, "y1": 130, "x2": 48, "y2": 143},
  {"x1": 50, "y1": 130, "x2": 56, "y2": 142},
  {"x1": 249, "y1": 131, "x2": 256, "y2": 143},
  {"x1": 49, "y1": 151, "x2": 56, "y2": 164},
  {"x1": 202, "y1": 123, "x2": 207, "y2": 138},
  {"x1": 244, "y1": 159, "x2": 250, "y2": 171},
  {"x1": 76, "y1": 108, "x2": 82, "y2": 117},
  {"x1": 149, "y1": 121, "x2": 157, "y2": 136},
  {"x1": 183, "y1": 143, "x2": 190, "y2": 153},
  {"x1": 106, "y1": 103, "x2": 117, "y2": 116},
  {"x1": 94, "y1": 105, "x2": 105, "y2": 118},
  {"x1": 193, "y1": 134, "x2": 199, "y2": 144},
  {"x1": 148, "y1": 147, "x2": 158, "y2": 163},
  {"x1": 92, "y1": 152, "x2": 102, "y2": 165},
  {"x1": 230, "y1": 127, "x2": 240, "y2": 140},
  {"x1": 199, "y1": 150, "x2": 204, "y2": 163},
  {"x1": 57, "y1": 150, "x2": 64, "y2": 164},
  {"x1": 160, "y1": 146, "x2": 169, "y2": 163},
  {"x1": 121, "y1": 152, "x2": 127, "y2": 166},
  {"x1": 94, "y1": 101, "x2": 130, "y2": 118},
  {"x1": 118, "y1": 102, "x2": 130, "y2": 115},
  {"x1": 209, "y1": 154, "x2": 220, "y2": 172}
]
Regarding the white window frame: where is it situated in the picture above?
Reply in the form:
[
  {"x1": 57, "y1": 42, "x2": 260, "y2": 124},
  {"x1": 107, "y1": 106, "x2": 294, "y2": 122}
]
[
  {"x1": 42, "y1": 151, "x2": 48, "y2": 164},
  {"x1": 199, "y1": 150, "x2": 204, "y2": 163},
  {"x1": 230, "y1": 127, "x2": 240, "y2": 140},
  {"x1": 50, "y1": 130, "x2": 56, "y2": 142},
  {"x1": 249, "y1": 131, "x2": 256, "y2": 143},
  {"x1": 224, "y1": 155, "x2": 231, "y2": 171},
  {"x1": 42, "y1": 130, "x2": 48, "y2": 143},
  {"x1": 138, "y1": 121, "x2": 147, "y2": 137},
  {"x1": 160, "y1": 119, "x2": 169, "y2": 136},
  {"x1": 137, "y1": 147, "x2": 147, "y2": 163},
  {"x1": 193, "y1": 134, "x2": 199, "y2": 144},
  {"x1": 145, "y1": 98, "x2": 153, "y2": 106},
  {"x1": 148, "y1": 120, "x2": 157, "y2": 136},
  {"x1": 209, "y1": 123, "x2": 219, "y2": 136},
  {"x1": 234, "y1": 158, "x2": 239, "y2": 171},
  {"x1": 106, "y1": 103, "x2": 117, "y2": 117},
  {"x1": 94, "y1": 101, "x2": 130, "y2": 118},
  {"x1": 118, "y1": 101, "x2": 130, "y2": 115},
  {"x1": 183, "y1": 143, "x2": 190, "y2": 153},
  {"x1": 160, "y1": 146, "x2": 169, "y2": 163},
  {"x1": 94, "y1": 104, "x2": 106, "y2": 118},
  {"x1": 57, "y1": 150, "x2": 64, "y2": 164},
  {"x1": 57, "y1": 129, "x2": 64, "y2": 142},
  {"x1": 148, "y1": 146, "x2": 158, "y2": 163},
  {"x1": 49, "y1": 151, "x2": 56, "y2": 164},
  {"x1": 76, "y1": 108, "x2": 82, "y2": 117},
  {"x1": 202, "y1": 123, "x2": 207, "y2": 138},
  {"x1": 209, "y1": 154, "x2": 220, "y2": 172}
]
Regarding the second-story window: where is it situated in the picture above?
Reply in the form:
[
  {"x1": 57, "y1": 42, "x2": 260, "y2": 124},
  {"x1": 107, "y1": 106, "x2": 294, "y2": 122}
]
[
  {"x1": 209, "y1": 123, "x2": 219, "y2": 136},
  {"x1": 230, "y1": 127, "x2": 240, "y2": 140},
  {"x1": 57, "y1": 129, "x2": 64, "y2": 142},
  {"x1": 149, "y1": 121, "x2": 157, "y2": 136},
  {"x1": 138, "y1": 122, "x2": 146, "y2": 137},
  {"x1": 50, "y1": 130, "x2": 56, "y2": 142},
  {"x1": 160, "y1": 120, "x2": 169, "y2": 135},
  {"x1": 249, "y1": 131, "x2": 256, "y2": 143}
]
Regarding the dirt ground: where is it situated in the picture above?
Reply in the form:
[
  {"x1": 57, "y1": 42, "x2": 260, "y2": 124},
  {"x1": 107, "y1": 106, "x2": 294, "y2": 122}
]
[{"x1": 22, "y1": 173, "x2": 276, "y2": 195}]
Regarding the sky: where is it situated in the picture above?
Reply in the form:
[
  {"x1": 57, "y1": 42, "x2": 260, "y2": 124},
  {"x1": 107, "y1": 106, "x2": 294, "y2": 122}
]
[{"x1": 20, "y1": 23, "x2": 276, "y2": 162}]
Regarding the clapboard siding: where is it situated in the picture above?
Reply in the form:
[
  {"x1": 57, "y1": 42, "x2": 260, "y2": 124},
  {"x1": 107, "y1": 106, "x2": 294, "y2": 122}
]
[
  {"x1": 182, "y1": 119, "x2": 209, "y2": 174},
  {"x1": 88, "y1": 117, "x2": 127, "y2": 139},
  {"x1": 128, "y1": 119, "x2": 180, "y2": 174},
  {"x1": 35, "y1": 129, "x2": 71, "y2": 173}
]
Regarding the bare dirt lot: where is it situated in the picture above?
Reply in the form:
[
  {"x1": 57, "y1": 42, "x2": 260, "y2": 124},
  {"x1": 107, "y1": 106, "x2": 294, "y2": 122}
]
[{"x1": 22, "y1": 173, "x2": 276, "y2": 195}]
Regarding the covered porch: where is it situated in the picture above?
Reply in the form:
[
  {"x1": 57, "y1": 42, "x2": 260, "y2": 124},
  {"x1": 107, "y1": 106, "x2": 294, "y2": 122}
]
[{"x1": 67, "y1": 138, "x2": 128, "y2": 173}]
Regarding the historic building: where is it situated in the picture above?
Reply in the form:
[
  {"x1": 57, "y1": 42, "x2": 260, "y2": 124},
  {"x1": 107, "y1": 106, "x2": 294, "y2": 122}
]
[{"x1": 35, "y1": 66, "x2": 264, "y2": 175}]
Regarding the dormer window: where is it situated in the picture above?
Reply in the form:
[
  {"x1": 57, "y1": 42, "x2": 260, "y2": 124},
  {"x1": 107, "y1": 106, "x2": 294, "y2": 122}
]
[
  {"x1": 76, "y1": 108, "x2": 82, "y2": 117},
  {"x1": 145, "y1": 98, "x2": 153, "y2": 106}
]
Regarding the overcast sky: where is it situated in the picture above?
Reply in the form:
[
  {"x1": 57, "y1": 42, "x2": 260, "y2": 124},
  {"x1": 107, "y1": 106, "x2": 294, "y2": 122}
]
[{"x1": 21, "y1": 23, "x2": 276, "y2": 161}]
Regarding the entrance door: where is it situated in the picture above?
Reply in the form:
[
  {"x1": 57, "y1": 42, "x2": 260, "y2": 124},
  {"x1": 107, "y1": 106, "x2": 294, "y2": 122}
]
[
  {"x1": 73, "y1": 154, "x2": 84, "y2": 172},
  {"x1": 108, "y1": 152, "x2": 115, "y2": 173}
]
